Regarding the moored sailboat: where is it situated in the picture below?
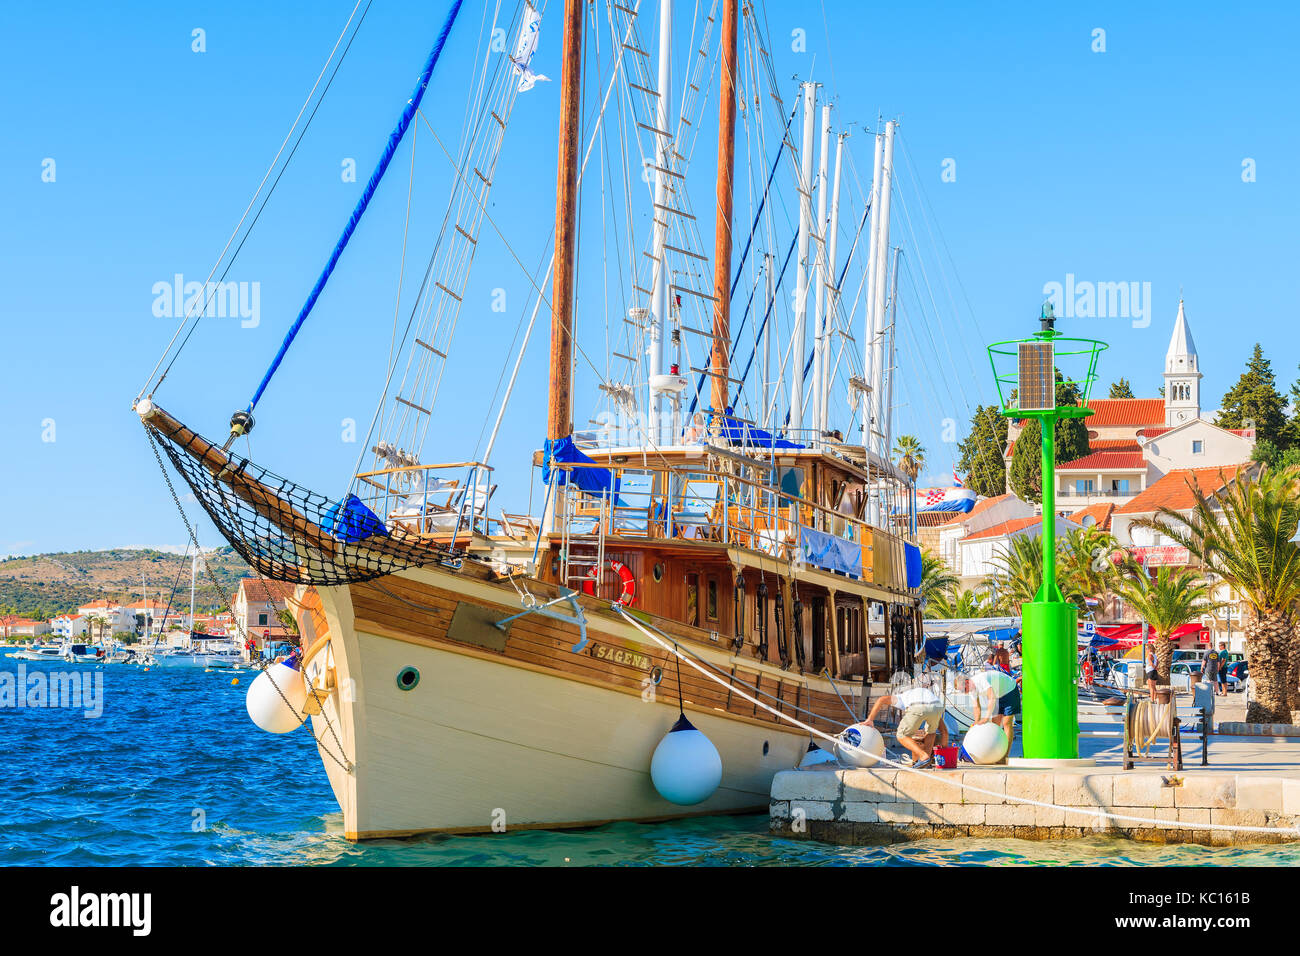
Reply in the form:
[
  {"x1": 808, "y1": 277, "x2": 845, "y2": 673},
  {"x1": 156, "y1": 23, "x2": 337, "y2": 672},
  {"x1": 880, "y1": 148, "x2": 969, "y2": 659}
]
[{"x1": 135, "y1": 0, "x2": 925, "y2": 839}]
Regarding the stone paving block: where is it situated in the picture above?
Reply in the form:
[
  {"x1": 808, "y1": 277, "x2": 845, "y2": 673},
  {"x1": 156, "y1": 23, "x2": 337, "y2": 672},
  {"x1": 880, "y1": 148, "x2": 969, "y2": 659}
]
[
  {"x1": 877, "y1": 802, "x2": 924, "y2": 824},
  {"x1": 790, "y1": 800, "x2": 835, "y2": 822},
  {"x1": 1177, "y1": 808, "x2": 1210, "y2": 826},
  {"x1": 1004, "y1": 771, "x2": 1054, "y2": 804},
  {"x1": 894, "y1": 769, "x2": 965, "y2": 805},
  {"x1": 958, "y1": 771, "x2": 1007, "y2": 804},
  {"x1": 772, "y1": 770, "x2": 841, "y2": 802},
  {"x1": 1173, "y1": 775, "x2": 1236, "y2": 809},
  {"x1": 985, "y1": 803, "x2": 1030, "y2": 827},
  {"x1": 841, "y1": 769, "x2": 897, "y2": 801},
  {"x1": 1284, "y1": 779, "x2": 1300, "y2": 816},
  {"x1": 1054, "y1": 773, "x2": 1113, "y2": 807},
  {"x1": 1111, "y1": 773, "x2": 1175, "y2": 807},
  {"x1": 1234, "y1": 775, "x2": 1283, "y2": 811},
  {"x1": 842, "y1": 802, "x2": 880, "y2": 823},
  {"x1": 934, "y1": 803, "x2": 985, "y2": 826},
  {"x1": 1209, "y1": 807, "x2": 1269, "y2": 829},
  {"x1": 1034, "y1": 803, "x2": 1065, "y2": 827}
]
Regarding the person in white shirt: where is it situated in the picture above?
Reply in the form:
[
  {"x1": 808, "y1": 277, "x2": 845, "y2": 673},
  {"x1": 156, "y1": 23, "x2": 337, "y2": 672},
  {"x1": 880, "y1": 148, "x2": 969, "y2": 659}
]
[
  {"x1": 864, "y1": 681, "x2": 947, "y2": 768},
  {"x1": 968, "y1": 654, "x2": 1021, "y2": 756}
]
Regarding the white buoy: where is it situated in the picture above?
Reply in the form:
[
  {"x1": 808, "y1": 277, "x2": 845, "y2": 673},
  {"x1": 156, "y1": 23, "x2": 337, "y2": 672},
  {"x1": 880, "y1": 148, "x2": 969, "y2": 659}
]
[
  {"x1": 799, "y1": 741, "x2": 839, "y2": 768},
  {"x1": 245, "y1": 661, "x2": 308, "y2": 734},
  {"x1": 962, "y1": 722, "x2": 1009, "y2": 765},
  {"x1": 650, "y1": 714, "x2": 722, "y2": 805},
  {"x1": 834, "y1": 722, "x2": 886, "y2": 768}
]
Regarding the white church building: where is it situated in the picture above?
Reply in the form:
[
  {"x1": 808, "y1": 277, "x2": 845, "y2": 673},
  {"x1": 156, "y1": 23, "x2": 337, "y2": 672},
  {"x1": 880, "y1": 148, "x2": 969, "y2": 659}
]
[{"x1": 1004, "y1": 299, "x2": 1256, "y2": 515}]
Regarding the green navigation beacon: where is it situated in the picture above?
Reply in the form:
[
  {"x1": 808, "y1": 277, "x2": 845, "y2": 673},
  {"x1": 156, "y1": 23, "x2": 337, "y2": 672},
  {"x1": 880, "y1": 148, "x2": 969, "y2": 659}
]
[{"x1": 988, "y1": 304, "x2": 1107, "y2": 763}]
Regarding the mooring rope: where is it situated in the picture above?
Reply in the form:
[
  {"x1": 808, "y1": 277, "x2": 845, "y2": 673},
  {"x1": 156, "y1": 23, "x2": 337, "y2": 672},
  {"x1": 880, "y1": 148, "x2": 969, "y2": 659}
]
[{"x1": 613, "y1": 605, "x2": 1299, "y2": 837}]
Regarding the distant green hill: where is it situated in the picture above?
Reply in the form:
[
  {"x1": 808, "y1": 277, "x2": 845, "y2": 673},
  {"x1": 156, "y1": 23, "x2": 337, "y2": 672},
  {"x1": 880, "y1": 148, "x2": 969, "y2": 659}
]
[{"x1": 0, "y1": 547, "x2": 251, "y2": 621}]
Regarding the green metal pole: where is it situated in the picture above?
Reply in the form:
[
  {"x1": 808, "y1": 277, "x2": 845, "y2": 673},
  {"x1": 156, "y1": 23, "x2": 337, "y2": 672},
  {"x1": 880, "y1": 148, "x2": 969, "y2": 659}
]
[{"x1": 1020, "y1": 407, "x2": 1078, "y2": 760}]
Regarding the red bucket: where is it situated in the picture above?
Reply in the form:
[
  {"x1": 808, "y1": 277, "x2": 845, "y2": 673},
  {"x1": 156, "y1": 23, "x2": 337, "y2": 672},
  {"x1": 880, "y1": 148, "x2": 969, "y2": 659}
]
[{"x1": 933, "y1": 746, "x2": 960, "y2": 769}]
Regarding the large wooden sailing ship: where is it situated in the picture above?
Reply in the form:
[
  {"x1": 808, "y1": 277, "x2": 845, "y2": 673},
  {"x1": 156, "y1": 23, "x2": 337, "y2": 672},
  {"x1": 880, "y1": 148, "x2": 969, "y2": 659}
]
[{"x1": 136, "y1": 0, "x2": 924, "y2": 839}]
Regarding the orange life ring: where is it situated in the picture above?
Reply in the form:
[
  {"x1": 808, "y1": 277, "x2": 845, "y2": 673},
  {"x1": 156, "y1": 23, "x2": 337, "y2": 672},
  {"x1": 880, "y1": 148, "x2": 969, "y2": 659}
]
[{"x1": 582, "y1": 559, "x2": 636, "y2": 606}]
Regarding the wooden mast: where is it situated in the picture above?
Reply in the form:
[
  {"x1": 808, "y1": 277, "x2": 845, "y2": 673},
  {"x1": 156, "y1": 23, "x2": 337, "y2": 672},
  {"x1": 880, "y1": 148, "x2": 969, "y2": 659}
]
[
  {"x1": 708, "y1": 0, "x2": 740, "y2": 423},
  {"x1": 546, "y1": 0, "x2": 584, "y2": 442}
]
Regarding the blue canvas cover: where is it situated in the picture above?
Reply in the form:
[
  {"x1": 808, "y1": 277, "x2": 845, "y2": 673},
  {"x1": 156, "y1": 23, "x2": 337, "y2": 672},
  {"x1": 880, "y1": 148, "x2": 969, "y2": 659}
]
[
  {"x1": 798, "y1": 525, "x2": 862, "y2": 578},
  {"x1": 904, "y1": 542, "x2": 923, "y2": 589},
  {"x1": 323, "y1": 494, "x2": 389, "y2": 543},
  {"x1": 543, "y1": 435, "x2": 615, "y2": 496},
  {"x1": 716, "y1": 407, "x2": 804, "y2": 449}
]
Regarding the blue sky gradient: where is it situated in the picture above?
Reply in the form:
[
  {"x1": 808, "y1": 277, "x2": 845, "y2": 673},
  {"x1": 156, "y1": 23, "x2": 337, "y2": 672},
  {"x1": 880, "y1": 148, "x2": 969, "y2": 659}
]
[{"x1": 2, "y1": 0, "x2": 1297, "y2": 556}]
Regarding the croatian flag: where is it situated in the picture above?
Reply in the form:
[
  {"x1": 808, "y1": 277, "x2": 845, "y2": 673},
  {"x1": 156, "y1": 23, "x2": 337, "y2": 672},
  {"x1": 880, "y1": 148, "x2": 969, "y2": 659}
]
[
  {"x1": 953, "y1": 468, "x2": 963, "y2": 488},
  {"x1": 917, "y1": 486, "x2": 978, "y2": 513}
]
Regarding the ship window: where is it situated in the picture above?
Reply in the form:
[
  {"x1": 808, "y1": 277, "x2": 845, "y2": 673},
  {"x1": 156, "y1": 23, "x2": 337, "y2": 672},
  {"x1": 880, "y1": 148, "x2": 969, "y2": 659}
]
[
  {"x1": 706, "y1": 578, "x2": 718, "y2": 621},
  {"x1": 686, "y1": 573, "x2": 699, "y2": 627}
]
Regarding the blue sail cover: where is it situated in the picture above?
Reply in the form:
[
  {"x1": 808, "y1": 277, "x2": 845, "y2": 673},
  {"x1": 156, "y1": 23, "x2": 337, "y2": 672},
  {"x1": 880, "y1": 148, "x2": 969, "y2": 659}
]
[
  {"x1": 798, "y1": 525, "x2": 862, "y2": 578},
  {"x1": 543, "y1": 436, "x2": 615, "y2": 496},
  {"x1": 322, "y1": 494, "x2": 389, "y2": 543},
  {"x1": 247, "y1": 0, "x2": 466, "y2": 414},
  {"x1": 716, "y1": 407, "x2": 804, "y2": 449},
  {"x1": 904, "y1": 542, "x2": 923, "y2": 589}
]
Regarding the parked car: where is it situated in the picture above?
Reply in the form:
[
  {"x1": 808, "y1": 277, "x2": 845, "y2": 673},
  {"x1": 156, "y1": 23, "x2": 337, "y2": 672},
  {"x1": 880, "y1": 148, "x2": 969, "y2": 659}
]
[
  {"x1": 1170, "y1": 660, "x2": 1239, "y2": 692},
  {"x1": 1224, "y1": 660, "x2": 1248, "y2": 689}
]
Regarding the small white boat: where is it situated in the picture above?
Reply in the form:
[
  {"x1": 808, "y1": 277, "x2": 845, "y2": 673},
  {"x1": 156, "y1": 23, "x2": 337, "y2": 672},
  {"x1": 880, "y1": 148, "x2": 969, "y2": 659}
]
[{"x1": 9, "y1": 642, "x2": 66, "y2": 661}]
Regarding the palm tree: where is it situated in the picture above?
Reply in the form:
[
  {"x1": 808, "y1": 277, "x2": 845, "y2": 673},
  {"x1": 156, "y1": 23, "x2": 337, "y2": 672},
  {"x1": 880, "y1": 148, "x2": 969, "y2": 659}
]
[
  {"x1": 1134, "y1": 466, "x2": 1300, "y2": 722},
  {"x1": 893, "y1": 435, "x2": 925, "y2": 483},
  {"x1": 926, "y1": 586, "x2": 990, "y2": 620},
  {"x1": 1059, "y1": 525, "x2": 1121, "y2": 615},
  {"x1": 1110, "y1": 565, "x2": 1221, "y2": 684},
  {"x1": 893, "y1": 436, "x2": 925, "y2": 534},
  {"x1": 919, "y1": 549, "x2": 958, "y2": 609},
  {"x1": 987, "y1": 534, "x2": 1054, "y2": 612}
]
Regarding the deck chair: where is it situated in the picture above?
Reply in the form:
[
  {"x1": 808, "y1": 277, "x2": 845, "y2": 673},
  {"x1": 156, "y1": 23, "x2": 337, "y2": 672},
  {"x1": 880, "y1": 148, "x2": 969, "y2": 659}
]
[
  {"x1": 389, "y1": 476, "x2": 458, "y2": 533},
  {"x1": 427, "y1": 480, "x2": 496, "y2": 533},
  {"x1": 674, "y1": 480, "x2": 722, "y2": 539},
  {"x1": 611, "y1": 472, "x2": 655, "y2": 536}
]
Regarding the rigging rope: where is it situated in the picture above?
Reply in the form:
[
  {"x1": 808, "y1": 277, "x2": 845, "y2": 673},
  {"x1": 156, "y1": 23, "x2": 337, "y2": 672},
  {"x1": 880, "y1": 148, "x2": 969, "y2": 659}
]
[{"x1": 245, "y1": 0, "x2": 466, "y2": 416}]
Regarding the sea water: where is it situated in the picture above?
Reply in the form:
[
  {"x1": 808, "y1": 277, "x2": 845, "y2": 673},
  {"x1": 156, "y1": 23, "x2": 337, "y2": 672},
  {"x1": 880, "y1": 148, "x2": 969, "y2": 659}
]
[{"x1": 1, "y1": 658, "x2": 1296, "y2": 867}]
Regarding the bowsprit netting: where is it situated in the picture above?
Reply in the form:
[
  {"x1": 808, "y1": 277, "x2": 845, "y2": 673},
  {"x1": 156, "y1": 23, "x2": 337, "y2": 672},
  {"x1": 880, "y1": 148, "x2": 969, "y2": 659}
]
[{"x1": 146, "y1": 422, "x2": 460, "y2": 586}]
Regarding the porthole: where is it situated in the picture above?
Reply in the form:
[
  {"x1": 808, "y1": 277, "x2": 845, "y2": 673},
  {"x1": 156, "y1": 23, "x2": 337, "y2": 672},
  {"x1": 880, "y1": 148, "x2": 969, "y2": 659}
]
[
  {"x1": 652, "y1": 562, "x2": 665, "y2": 582},
  {"x1": 396, "y1": 666, "x2": 421, "y2": 691},
  {"x1": 650, "y1": 666, "x2": 664, "y2": 685}
]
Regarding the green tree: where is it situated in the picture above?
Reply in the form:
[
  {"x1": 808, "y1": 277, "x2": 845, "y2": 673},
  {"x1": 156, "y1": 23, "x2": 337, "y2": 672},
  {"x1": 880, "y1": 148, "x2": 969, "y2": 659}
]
[
  {"x1": 1216, "y1": 344, "x2": 1287, "y2": 446},
  {"x1": 956, "y1": 405, "x2": 1009, "y2": 499},
  {"x1": 1108, "y1": 378, "x2": 1135, "y2": 399},
  {"x1": 1059, "y1": 526, "x2": 1121, "y2": 615},
  {"x1": 1134, "y1": 466, "x2": 1300, "y2": 722},
  {"x1": 1008, "y1": 372, "x2": 1090, "y2": 503},
  {"x1": 919, "y1": 549, "x2": 958, "y2": 609},
  {"x1": 926, "y1": 586, "x2": 990, "y2": 619},
  {"x1": 1111, "y1": 566, "x2": 1221, "y2": 684}
]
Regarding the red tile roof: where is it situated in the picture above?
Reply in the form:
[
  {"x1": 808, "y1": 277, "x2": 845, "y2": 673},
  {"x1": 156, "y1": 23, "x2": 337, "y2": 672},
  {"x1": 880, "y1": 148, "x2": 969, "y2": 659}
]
[
  {"x1": 915, "y1": 511, "x2": 967, "y2": 527},
  {"x1": 1070, "y1": 502, "x2": 1115, "y2": 531},
  {"x1": 1057, "y1": 448, "x2": 1146, "y2": 470},
  {"x1": 1084, "y1": 399, "x2": 1165, "y2": 427},
  {"x1": 964, "y1": 516, "x2": 1043, "y2": 542},
  {"x1": 1114, "y1": 465, "x2": 1251, "y2": 515},
  {"x1": 235, "y1": 578, "x2": 296, "y2": 606},
  {"x1": 967, "y1": 494, "x2": 1011, "y2": 519}
]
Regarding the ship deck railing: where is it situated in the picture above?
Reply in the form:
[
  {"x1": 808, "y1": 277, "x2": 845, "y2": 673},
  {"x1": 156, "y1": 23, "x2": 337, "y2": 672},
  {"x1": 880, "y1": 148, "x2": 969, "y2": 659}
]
[{"x1": 548, "y1": 459, "x2": 910, "y2": 589}]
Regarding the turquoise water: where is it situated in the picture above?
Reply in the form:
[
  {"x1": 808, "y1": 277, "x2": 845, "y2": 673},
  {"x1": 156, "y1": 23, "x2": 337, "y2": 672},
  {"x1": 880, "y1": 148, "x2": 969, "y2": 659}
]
[{"x1": 2, "y1": 658, "x2": 1297, "y2": 866}]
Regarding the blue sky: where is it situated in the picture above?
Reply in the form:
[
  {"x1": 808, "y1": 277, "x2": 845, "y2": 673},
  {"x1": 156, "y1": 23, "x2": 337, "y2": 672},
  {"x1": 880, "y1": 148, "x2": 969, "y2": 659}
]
[{"x1": 2, "y1": 0, "x2": 1298, "y2": 556}]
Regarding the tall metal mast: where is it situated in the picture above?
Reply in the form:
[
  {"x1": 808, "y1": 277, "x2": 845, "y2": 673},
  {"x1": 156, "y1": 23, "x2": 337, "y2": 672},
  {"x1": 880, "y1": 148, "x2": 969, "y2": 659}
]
[
  {"x1": 708, "y1": 0, "x2": 739, "y2": 423},
  {"x1": 868, "y1": 120, "x2": 896, "y2": 459},
  {"x1": 647, "y1": 0, "x2": 674, "y2": 444},
  {"x1": 545, "y1": 0, "x2": 584, "y2": 443},
  {"x1": 809, "y1": 104, "x2": 831, "y2": 439},
  {"x1": 862, "y1": 129, "x2": 884, "y2": 447},
  {"x1": 819, "y1": 127, "x2": 847, "y2": 434},
  {"x1": 789, "y1": 81, "x2": 817, "y2": 432}
]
